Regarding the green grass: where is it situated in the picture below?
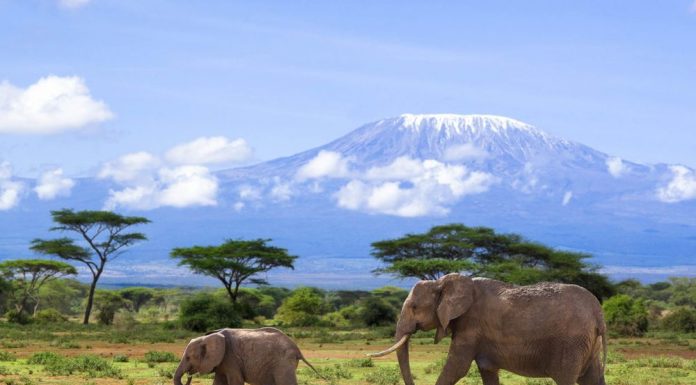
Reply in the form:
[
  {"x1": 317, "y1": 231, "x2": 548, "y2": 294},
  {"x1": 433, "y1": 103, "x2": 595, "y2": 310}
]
[{"x1": 0, "y1": 322, "x2": 695, "y2": 384}]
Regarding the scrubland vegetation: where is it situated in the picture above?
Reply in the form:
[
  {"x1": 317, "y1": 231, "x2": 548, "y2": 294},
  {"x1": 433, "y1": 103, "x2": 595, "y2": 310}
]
[{"x1": 1, "y1": 209, "x2": 695, "y2": 384}]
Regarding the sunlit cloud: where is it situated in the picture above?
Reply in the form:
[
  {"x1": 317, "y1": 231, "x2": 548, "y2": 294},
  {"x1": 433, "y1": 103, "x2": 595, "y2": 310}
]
[{"x1": 0, "y1": 76, "x2": 112, "y2": 134}]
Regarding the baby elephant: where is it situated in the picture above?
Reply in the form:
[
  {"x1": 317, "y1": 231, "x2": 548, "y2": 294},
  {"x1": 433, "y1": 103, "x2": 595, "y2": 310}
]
[{"x1": 173, "y1": 327, "x2": 322, "y2": 385}]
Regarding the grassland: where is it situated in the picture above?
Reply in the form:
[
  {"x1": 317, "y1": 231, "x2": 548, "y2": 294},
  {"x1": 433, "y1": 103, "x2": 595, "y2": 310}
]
[{"x1": 0, "y1": 324, "x2": 695, "y2": 385}]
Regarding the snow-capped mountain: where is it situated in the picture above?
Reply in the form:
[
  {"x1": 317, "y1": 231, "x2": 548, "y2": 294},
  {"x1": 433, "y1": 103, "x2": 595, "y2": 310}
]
[{"x1": 1, "y1": 114, "x2": 695, "y2": 287}]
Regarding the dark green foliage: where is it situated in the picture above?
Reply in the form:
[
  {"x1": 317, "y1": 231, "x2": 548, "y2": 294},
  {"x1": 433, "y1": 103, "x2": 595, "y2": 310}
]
[
  {"x1": 171, "y1": 239, "x2": 296, "y2": 303},
  {"x1": 34, "y1": 309, "x2": 68, "y2": 323},
  {"x1": 31, "y1": 209, "x2": 149, "y2": 324},
  {"x1": 359, "y1": 296, "x2": 396, "y2": 326},
  {"x1": 371, "y1": 223, "x2": 615, "y2": 300},
  {"x1": 94, "y1": 291, "x2": 130, "y2": 325},
  {"x1": 38, "y1": 278, "x2": 88, "y2": 316},
  {"x1": 119, "y1": 287, "x2": 155, "y2": 313},
  {"x1": 178, "y1": 293, "x2": 241, "y2": 332},
  {"x1": 6, "y1": 309, "x2": 32, "y2": 324},
  {"x1": 661, "y1": 308, "x2": 696, "y2": 333},
  {"x1": 0, "y1": 351, "x2": 17, "y2": 361},
  {"x1": 144, "y1": 351, "x2": 178, "y2": 363},
  {"x1": 603, "y1": 295, "x2": 649, "y2": 336},
  {"x1": 112, "y1": 354, "x2": 129, "y2": 362},
  {"x1": 235, "y1": 288, "x2": 277, "y2": 319}
]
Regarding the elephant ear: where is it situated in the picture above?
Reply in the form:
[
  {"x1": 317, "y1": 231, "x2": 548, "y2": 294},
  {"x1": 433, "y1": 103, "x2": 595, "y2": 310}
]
[
  {"x1": 197, "y1": 332, "x2": 226, "y2": 374},
  {"x1": 435, "y1": 274, "x2": 474, "y2": 343}
]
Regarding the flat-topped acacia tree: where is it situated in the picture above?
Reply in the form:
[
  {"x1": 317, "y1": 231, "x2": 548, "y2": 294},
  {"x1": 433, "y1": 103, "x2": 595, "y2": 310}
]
[
  {"x1": 31, "y1": 209, "x2": 150, "y2": 324},
  {"x1": 171, "y1": 239, "x2": 297, "y2": 303},
  {"x1": 0, "y1": 259, "x2": 77, "y2": 316}
]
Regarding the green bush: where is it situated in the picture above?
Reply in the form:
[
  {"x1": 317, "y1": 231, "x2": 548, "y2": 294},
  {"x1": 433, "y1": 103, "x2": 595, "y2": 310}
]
[
  {"x1": 364, "y1": 366, "x2": 401, "y2": 385},
  {"x1": 275, "y1": 288, "x2": 326, "y2": 326},
  {"x1": 6, "y1": 310, "x2": 32, "y2": 325},
  {"x1": 144, "y1": 351, "x2": 178, "y2": 363},
  {"x1": 662, "y1": 308, "x2": 696, "y2": 333},
  {"x1": 0, "y1": 351, "x2": 17, "y2": 361},
  {"x1": 178, "y1": 293, "x2": 241, "y2": 332},
  {"x1": 28, "y1": 352, "x2": 122, "y2": 378},
  {"x1": 603, "y1": 295, "x2": 649, "y2": 336},
  {"x1": 112, "y1": 354, "x2": 129, "y2": 362},
  {"x1": 360, "y1": 296, "x2": 397, "y2": 326},
  {"x1": 34, "y1": 309, "x2": 68, "y2": 323}
]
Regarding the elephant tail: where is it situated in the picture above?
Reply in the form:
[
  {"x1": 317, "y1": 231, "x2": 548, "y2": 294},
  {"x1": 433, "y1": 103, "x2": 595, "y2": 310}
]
[{"x1": 300, "y1": 355, "x2": 328, "y2": 381}]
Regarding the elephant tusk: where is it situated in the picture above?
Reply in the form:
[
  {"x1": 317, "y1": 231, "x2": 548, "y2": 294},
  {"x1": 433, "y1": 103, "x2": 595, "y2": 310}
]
[{"x1": 366, "y1": 334, "x2": 410, "y2": 357}]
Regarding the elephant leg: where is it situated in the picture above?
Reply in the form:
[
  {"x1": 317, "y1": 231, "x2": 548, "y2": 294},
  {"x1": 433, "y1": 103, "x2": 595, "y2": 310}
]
[
  {"x1": 434, "y1": 344, "x2": 475, "y2": 385},
  {"x1": 273, "y1": 365, "x2": 298, "y2": 385},
  {"x1": 577, "y1": 359, "x2": 605, "y2": 385},
  {"x1": 218, "y1": 370, "x2": 243, "y2": 385},
  {"x1": 479, "y1": 368, "x2": 500, "y2": 385}
]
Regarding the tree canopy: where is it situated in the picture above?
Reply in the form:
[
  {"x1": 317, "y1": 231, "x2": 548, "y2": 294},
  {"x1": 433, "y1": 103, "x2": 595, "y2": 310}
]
[
  {"x1": 0, "y1": 259, "x2": 77, "y2": 315},
  {"x1": 371, "y1": 223, "x2": 614, "y2": 300},
  {"x1": 31, "y1": 209, "x2": 150, "y2": 324},
  {"x1": 171, "y1": 238, "x2": 296, "y2": 303}
]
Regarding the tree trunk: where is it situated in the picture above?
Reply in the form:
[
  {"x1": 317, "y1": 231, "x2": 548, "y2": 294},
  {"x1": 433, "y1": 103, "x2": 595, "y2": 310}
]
[{"x1": 83, "y1": 272, "x2": 100, "y2": 325}]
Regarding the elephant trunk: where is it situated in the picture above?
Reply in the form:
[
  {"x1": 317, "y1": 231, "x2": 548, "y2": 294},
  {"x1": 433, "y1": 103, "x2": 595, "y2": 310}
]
[
  {"x1": 396, "y1": 331, "x2": 415, "y2": 385},
  {"x1": 173, "y1": 360, "x2": 190, "y2": 385}
]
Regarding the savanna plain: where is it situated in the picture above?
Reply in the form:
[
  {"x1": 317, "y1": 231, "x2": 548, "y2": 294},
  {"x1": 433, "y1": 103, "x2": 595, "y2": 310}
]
[{"x1": 0, "y1": 322, "x2": 695, "y2": 385}]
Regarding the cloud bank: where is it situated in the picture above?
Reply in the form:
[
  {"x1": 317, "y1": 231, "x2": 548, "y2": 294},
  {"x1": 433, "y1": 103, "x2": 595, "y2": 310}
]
[
  {"x1": 0, "y1": 76, "x2": 113, "y2": 134},
  {"x1": 606, "y1": 157, "x2": 627, "y2": 178}
]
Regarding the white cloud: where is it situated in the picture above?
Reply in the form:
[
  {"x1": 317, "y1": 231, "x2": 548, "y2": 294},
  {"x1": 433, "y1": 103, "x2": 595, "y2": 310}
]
[
  {"x1": 0, "y1": 76, "x2": 112, "y2": 134},
  {"x1": 562, "y1": 191, "x2": 573, "y2": 206},
  {"x1": 165, "y1": 136, "x2": 253, "y2": 166},
  {"x1": 0, "y1": 162, "x2": 23, "y2": 210},
  {"x1": 296, "y1": 150, "x2": 352, "y2": 180},
  {"x1": 657, "y1": 165, "x2": 696, "y2": 203},
  {"x1": 233, "y1": 202, "x2": 245, "y2": 212},
  {"x1": 238, "y1": 184, "x2": 263, "y2": 201},
  {"x1": 443, "y1": 143, "x2": 488, "y2": 162},
  {"x1": 606, "y1": 157, "x2": 627, "y2": 178},
  {"x1": 104, "y1": 165, "x2": 218, "y2": 210},
  {"x1": 270, "y1": 178, "x2": 294, "y2": 202},
  {"x1": 100, "y1": 152, "x2": 219, "y2": 210},
  {"x1": 98, "y1": 151, "x2": 160, "y2": 183},
  {"x1": 335, "y1": 157, "x2": 496, "y2": 217},
  {"x1": 34, "y1": 168, "x2": 75, "y2": 200}
]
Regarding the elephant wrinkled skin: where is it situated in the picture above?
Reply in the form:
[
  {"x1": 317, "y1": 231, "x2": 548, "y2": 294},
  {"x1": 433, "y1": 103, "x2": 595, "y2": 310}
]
[
  {"x1": 173, "y1": 327, "x2": 321, "y2": 385},
  {"x1": 370, "y1": 274, "x2": 607, "y2": 385}
]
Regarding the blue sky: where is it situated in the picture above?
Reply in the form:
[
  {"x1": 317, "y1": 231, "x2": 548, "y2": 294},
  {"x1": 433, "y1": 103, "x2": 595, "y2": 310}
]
[{"x1": 1, "y1": 0, "x2": 695, "y2": 177}]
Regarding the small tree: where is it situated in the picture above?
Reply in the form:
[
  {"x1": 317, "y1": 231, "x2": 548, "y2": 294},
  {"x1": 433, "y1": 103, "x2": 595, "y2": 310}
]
[
  {"x1": 119, "y1": 287, "x2": 155, "y2": 313},
  {"x1": 171, "y1": 239, "x2": 296, "y2": 303},
  {"x1": 179, "y1": 293, "x2": 242, "y2": 332},
  {"x1": 94, "y1": 290, "x2": 130, "y2": 325},
  {"x1": 275, "y1": 287, "x2": 326, "y2": 326},
  {"x1": 31, "y1": 209, "x2": 150, "y2": 324},
  {"x1": 0, "y1": 259, "x2": 77, "y2": 316}
]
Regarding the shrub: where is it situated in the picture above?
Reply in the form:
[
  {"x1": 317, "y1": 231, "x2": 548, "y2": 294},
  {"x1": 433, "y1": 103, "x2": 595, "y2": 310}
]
[
  {"x1": 179, "y1": 293, "x2": 241, "y2": 332},
  {"x1": 364, "y1": 366, "x2": 400, "y2": 385},
  {"x1": 0, "y1": 351, "x2": 17, "y2": 361},
  {"x1": 113, "y1": 354, "x2": 129, "y2": 363},
  {"x1": 144, "y1": 351, "x2": 178, "y2": 363},
  {"x1": 603, "y1": 295, "x2": 649, "y2": 336},
  {"x1": 34, "y1": 309, "x2": 68, "y2": 323},
  {"x1": 662, "y1": 308, "x2": 696, "y2": 333},
  {"x1": 6, "y1": 310, "x2": 32, "y2": 325},
  {"x1": 360, "y1": 296, "x2": 397, "y2": 326},
  {"x1": 275, "y1": 288, "x2": 326, "y2": 326}
]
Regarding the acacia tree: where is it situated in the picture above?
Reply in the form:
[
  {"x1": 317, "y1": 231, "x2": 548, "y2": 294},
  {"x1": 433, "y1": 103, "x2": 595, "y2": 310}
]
[
  {"x1": 0, "y1": 259, "x2": 77, "y2": 316},
  {"x1": 372, "y1": 223, "x2": 615, "y2": 300},
  {"x1": 31, "y1": 209, "x2": 150, "y2": 324},
  {"x1": 171, "y1": 239, "x2": 296, "y2": 303}
]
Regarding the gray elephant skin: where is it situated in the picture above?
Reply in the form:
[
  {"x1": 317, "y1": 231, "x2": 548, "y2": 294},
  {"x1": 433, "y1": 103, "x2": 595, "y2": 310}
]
[
  {"x1": 370, "y1": 273, "x2": 607, "y2": 385},
  {"x1": 173, "y1": 327, "x2": 321, "y2": 385}
]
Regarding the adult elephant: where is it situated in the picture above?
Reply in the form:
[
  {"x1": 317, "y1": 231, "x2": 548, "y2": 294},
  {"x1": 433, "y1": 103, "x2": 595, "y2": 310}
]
[{"x1": 369, "y1": 274, "x2": 606, "y2": 385}]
